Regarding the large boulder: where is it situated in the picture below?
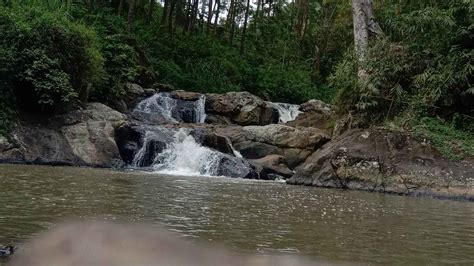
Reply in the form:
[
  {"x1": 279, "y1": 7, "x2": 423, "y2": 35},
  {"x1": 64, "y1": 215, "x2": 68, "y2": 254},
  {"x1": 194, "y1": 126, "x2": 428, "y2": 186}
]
[
  {"x1": 287, "y1": 100, "x2": 332, "y2": 130},
  {"x1": 205, "y1": 91, "x2": 279, "y2": 126},
  {"x1": 250, "y1": 155, "x2": 293, "y2": 180},
  {"x1": 243, "y1": 124, "x2": 330, "y2": 149},
  {"x1": 1, "y1": 103, "x2": 127, "y2": 167},
  {"x1": 287, "y1": 128, "x2": 474, "y2": 200},
  {"x1": 233, "y1": 141, "x2": 283, "y2": 159}
]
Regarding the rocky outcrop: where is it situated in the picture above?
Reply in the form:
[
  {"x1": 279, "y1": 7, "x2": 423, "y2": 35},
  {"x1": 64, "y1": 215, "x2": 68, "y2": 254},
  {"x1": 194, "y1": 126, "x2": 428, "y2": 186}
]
[
  {"x1": 0, "y1": 103, "x2": 127, "y2": 167},
  {"x1": 243, "y1": 124, "x2": 330, "y2": 149},
  {"x1": 250, "y1": 155, "x2": 293, "y2": 180},
  {"x1": 287, "y1": 128, "x2": 474, "y2": 200},
  {"x1": 205, "y1": 91, "x2": 279, "y2": 126},
  {"x1": 287, "y1": 100, "x2": 332, "y2": 131}
]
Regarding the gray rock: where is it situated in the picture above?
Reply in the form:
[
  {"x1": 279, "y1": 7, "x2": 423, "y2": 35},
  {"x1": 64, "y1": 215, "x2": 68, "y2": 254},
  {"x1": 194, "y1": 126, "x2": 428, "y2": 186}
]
[
  {"x1": 233, "y1": 141, "x2": 283, "y2": 159},
  {"x1": 243, "y1": 124, "x2": 330, "y2": 149},
  {"x1": 288, "y1": 128, "x2": 474, "y2": 199},
  {"x1": 250, "y1": 155, "x2": 293, "y2": 180},
  {"x1": 205, "y1": 91, "x2": 279, "y2": 126},
  {"x1": 0, "y1": 103, "x2": 127, "y2": 167}
]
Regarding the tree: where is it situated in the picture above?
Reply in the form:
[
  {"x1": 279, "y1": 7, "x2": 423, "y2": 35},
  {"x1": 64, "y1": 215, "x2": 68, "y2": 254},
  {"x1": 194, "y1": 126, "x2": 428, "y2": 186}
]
[
  {"x1": 147, "y1": 0, "x2": 155, "y2": 23},
  {"x1": 127, "y1": 0, "x2": 135, "y2": 32},
  {"x1": 240, "y1": 0, "x2": 250, "y2": 54},
  {"x1": 351, "y1": 0, "x2": 383, "y2": 79}
]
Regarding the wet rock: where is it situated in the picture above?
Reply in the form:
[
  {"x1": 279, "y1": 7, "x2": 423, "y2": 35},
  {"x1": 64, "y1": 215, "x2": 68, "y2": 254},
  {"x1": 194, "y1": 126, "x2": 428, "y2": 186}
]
[
  {"x1": 170, "y1": 90, "x2": 202, "y2": 101},
  {"x1": 204, "y1": 114, "x2": 233, "y2": 125},
  {"x1": 288, "y1": 128, "x2": 474, "y2": 199},
  {"x1": 216, "y1": 154, "x2": 258, "y2": 179},
  {"x1": 287, "y1": 100, "x2": 332, "y2": 130},
  {"x1": 233, "y1": 141, "x2": 283, "y2": 159},
  {"x1": 282, "y1": 148, "x2": 313, "y2": 169},
  {"x1": 243, "y1": 124, "x2": 330, "y2": 149},
  {"x1": 190, "y1": 128, "x2": 234, "y2": 155},
  {"x1": 205, "y1": 91, "x2": 279, "y2": 126},
  {"x1": 250, "y1": 155, "x2": 293, "y2": 180},
  {"x1": 115, "y1": 124, "x2": 176, "y2": 167},
  {"x1": 0, "y1": 103, "x2": 127, "y2": 167}
]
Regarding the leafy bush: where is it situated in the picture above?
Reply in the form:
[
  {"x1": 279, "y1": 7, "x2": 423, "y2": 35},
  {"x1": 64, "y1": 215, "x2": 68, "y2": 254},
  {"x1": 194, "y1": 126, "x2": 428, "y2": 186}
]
[{"x1": 0, "y1": 4, "x2": 104, "y2": 111}]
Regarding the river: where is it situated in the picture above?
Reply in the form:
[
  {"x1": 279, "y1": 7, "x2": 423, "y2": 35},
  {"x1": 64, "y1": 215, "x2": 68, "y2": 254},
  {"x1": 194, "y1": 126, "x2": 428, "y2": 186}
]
[{"x1": 0, "y1": 164, "x2": 473, "y2": 264}]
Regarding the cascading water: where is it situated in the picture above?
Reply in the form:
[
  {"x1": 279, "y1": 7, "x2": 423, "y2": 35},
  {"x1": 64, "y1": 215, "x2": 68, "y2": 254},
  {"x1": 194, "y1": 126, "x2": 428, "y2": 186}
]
[
  {"x1": 132, "y1": 93, "x2": 207, "y2": 124},
  {"x1": 271, "y1": 102, "x2": 301, "y2": 123},
  {"x1": 133, "y1": 93, "x2": 178, "y2": 123},
  {"x1": 151, "y1": 129, "x2": 221, "y2": 176},
  {"x1": 195, "y1": 95, "x2": 207, "y2": 123}
]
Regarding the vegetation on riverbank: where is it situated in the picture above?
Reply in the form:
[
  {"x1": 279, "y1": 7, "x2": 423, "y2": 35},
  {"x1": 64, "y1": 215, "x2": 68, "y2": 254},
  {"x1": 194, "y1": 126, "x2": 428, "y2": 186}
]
[{"x1": 0, "y1": 0, "x2": 472, "y2": 158}]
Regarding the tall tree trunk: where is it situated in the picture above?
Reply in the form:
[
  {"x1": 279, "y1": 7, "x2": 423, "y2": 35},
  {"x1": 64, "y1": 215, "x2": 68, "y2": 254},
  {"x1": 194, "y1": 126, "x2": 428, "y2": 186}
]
[
  {"x1": 147, "y1": 0, "x2": 155, "y2": 23},
  {"x1": 127, "y1": 0, "x2": 135, "y2": 33},
  {"x1": 213, "y1": 0, "x2": 220, "y2": 29},
  {"x1": 240, "y1": 0, "x2": 250, "y2": 54},
  {"x1": 228, "y1": 0, "x2": 236, "y2": 45},
  {"x1": 206, "y1": 0, "x2": 213, "y2": 34},
  {"x1": 351, "y1": 0, "x2": 382, "y2": 79},
  {"x1": 294, "y1": 0, "x2": 309, "y2": 41},
  {"x1": 189, "y1": 0, "x2": 199, "y2": 32},
  {"x1": 161, "y1": 0, "x2": 169, "y2": 25},
  {"x1": 175, "y1": 0, "x2": 185, "y2": 32},
  {"x1": 168, "y1": 0, "x2": 176, "y2": 34},
  {"x1": 118, "y1": 0, "x2": 124, "y2": 15}
]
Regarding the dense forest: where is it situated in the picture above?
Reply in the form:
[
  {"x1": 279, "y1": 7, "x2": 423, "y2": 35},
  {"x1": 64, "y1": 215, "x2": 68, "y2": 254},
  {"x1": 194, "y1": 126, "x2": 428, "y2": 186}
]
[{"x1": 0, "y1": 0, "x2": 472, "y2": 158}]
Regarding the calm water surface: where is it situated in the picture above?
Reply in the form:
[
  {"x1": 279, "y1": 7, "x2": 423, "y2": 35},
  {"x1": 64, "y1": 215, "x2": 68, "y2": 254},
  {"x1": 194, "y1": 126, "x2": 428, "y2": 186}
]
[{"x1": 0, "y1": 164, "x2": 473, "y2": 264}]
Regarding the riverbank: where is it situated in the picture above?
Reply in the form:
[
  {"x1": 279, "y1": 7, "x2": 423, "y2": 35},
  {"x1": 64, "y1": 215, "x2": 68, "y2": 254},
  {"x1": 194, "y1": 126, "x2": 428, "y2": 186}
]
[{"x1": 0, "y1": 86, "x2": 472, "y2": 200}]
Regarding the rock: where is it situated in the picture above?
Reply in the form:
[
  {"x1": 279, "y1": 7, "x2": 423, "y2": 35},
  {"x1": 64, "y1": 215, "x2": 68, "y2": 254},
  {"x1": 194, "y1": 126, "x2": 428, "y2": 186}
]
[
  {"x1": 115, "y1": 124, "x2": 176, "y2": 167},
  {"x1": 190, "y1": 128, "x2": 234, "y2": 156},
  {"x1": 170, "y1": 90, "x2": 202, "y2": 101},
  {"x1": 250, "y1": 155, "x2": 293, "y2": 180},
  {"x1": 287, "y1": 99, "x2": 332, "y2": 129},
  {"x1": 244, "y1": 124, "x2": 330, "y2": 149},
  {"x1": 282, "y1": 148, "x2": 313, "y2": 169},
  {"x1": 0, "y1": 103, "x2": 127, "y2": 167},
  {"x1": 233, "y1": 141, "x2": 283, "y2": 159},
  {"x1": 153, "y1": 83, "x2": 175, "y2": 92},
  {"x1": 204, "y1": 114, "x2": 233, "y2": 125},
  {"x1": 205, "y1": 91, "x2": 279, "y2": 126},
  {"x1": 287, "y1": 128, "x2": 474, "y2": 200},
  {"x1": 216, "y1": 154, "x2": 258, "y2": 179}
]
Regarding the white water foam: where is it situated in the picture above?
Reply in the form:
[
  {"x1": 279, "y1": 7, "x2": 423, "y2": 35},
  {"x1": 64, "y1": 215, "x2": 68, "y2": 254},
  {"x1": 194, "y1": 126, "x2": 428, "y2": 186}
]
[
  {"x1": 133, "y1": 93, "x2": 207, "y2": 124},
  {"x1": 152, "y1": 129, "x2": 221, "y2": 176},
  {"x1": 271, "y1": 102, "x2": 301, "y2": 123},
  {"x1": 195, "y1": 95, "x2": 207, "y2": 123}
]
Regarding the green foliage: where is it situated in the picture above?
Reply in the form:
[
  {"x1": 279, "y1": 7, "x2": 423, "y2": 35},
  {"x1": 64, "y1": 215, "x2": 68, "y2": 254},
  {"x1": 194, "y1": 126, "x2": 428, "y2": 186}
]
[
  {"x1": 0, "y1": 2, "x2": 104, "y2": 111},
  {"x1": 411, "y1": 116, "x2": 474, "y2": 161}
]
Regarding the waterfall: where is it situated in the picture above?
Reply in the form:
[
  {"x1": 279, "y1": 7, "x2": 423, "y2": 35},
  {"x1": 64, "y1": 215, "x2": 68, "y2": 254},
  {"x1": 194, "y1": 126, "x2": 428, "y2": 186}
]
[
  {"x1": 132, "y1": 93, "x2": 207, "y2": 124},
  {"x1": 227, "y1": 138, "x2": 243, "y2": 158},
  {"x1": 271, "y1": 102, "x2": 301, "y2": 123},
  {"x1": 195, "y1": 95, "x2": 207, "y2": 123},
  {"x1": 152, "y1": 129, "x2": 221, "y2": 176},
  {"x1": 133, "y1": 93, "x2": 178, "y2": 123}
]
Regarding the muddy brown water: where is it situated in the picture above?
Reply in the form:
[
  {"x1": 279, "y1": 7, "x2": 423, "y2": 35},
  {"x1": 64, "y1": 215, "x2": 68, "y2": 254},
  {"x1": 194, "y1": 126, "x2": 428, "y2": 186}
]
[{"x1": 0, "y1": 164, "x2": 473, "y2": 264}]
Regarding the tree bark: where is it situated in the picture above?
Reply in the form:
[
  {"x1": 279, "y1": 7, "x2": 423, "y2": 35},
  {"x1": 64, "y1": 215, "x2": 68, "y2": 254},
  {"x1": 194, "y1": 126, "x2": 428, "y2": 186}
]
[
  {"x1": 147, "y1": 0, "x2": 155, "y2": 23},
  {"x1": 240, "y1": 0, "x2": 250, "y2": 54},
  {"x1": 213, "y1": 0, "x2": 220, "y2": 29},
  {"x1": 117, "y1": 0, "x2": 124, "y2": 15},
  {"x1": 351, "y1": 0, "x2": 382, "y2": 79},
  {"x1": 127, "y1": 0, "x2": 135, "y2": 33},
  {"x1": 228, "y1": 0, "x2": 236, "y2": 45},
  {"x1": 206, "y1": 0, "x2": 213, "y2": 34},
  {"x1": 161, "y1": 0, "x2": 169, "y2": 25}
]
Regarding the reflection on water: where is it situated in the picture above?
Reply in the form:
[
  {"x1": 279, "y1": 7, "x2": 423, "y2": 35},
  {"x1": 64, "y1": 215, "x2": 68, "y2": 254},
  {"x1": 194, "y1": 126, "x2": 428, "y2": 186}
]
[{"x1": 0, "y1": 164, "x2": 473, "y2": 264}]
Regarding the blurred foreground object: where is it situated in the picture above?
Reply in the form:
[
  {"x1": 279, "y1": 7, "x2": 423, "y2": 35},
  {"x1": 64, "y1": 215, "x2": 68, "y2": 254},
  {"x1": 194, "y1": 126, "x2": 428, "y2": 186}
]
[
  {"x1": 0, "y1": 245, "x2": 15, "y2": 257},
  {"x1": 11, "y1": 222, "x2": 319, "y2": 266}
]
